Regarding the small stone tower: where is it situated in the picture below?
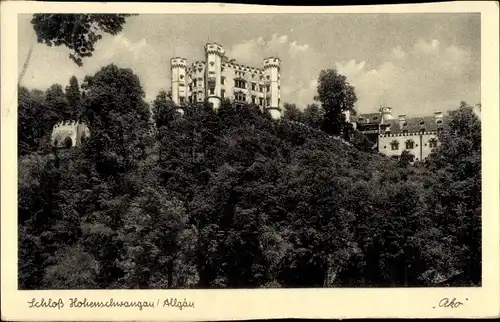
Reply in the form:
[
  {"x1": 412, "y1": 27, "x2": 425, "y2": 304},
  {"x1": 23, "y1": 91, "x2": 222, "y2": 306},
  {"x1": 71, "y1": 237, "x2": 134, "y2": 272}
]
[
  {"x1": 381, "y1": 106, "x2": 393, "y2": 123},
  {"x1": 263, "y1": 57, "x2": 282, "y2": 120},
  {"x1": 171, "y1": 57, "x2": 188, "y2": 105},
  {"x1": 51, "y1": 120, "x2": 90, "y2": 149},
  {"x1": 204, "y1": 42, "x2": 225, "y2": 110}
]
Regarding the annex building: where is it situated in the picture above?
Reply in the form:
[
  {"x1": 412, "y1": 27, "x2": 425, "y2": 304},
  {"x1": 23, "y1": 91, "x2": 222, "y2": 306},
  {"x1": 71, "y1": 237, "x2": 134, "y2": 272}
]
[{"x1": 352, "y1": 106, "x2": 451, "y2": 161}]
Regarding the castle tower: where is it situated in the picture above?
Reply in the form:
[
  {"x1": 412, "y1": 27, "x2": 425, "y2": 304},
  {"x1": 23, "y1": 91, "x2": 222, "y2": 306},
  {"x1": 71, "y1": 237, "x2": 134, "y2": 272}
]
[
  {"x1": 381, "y1": 106, "x2": 393, "y2": 123},
  {"x1": 263, "y1": 57, "x2": 282, "y2": 120},
  {"x1": 170, "y1": 57, "x2": 188, "y2": 105},
  {"x1": 204, "y1": 43, "x2": 225, "y2": 110}
]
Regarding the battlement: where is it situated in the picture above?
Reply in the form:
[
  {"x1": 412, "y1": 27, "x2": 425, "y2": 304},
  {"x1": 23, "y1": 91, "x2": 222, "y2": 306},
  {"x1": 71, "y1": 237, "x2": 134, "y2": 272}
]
[
  {"x1": 51, "y1": 120, "x2": 90, "y2": 148},
  {"x1": 263, "y1": 57, "x2": 281, "y2": 69},
  {"x1": 205, "y1": 42, "x2": 225, "y2": 56},
  {"x1": 53, "y1": 120, "x2": 88, "y2": 128},
  {"x1": 171, "y1": 57, "x2": 187, "y2": 68}
]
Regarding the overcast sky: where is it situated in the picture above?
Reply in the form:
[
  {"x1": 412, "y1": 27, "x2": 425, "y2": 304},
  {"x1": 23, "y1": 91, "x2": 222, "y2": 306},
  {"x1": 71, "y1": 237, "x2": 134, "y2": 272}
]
[{"x1": 18, "y1": 13, "x2": 480, "y2": 116}]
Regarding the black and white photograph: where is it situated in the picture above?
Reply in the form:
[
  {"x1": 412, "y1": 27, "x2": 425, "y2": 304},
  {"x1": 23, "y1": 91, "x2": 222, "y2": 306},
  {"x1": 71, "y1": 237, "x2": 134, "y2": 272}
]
[{"x1": 2, "y1": 1, "x2": 499, "y2": 320}]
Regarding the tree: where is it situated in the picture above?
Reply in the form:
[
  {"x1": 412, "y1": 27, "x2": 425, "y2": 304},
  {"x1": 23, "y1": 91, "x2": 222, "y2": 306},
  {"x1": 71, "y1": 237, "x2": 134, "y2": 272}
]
[
  {"x1": 65, "y1": 76, "x2": 83, "y2": 119},
  {"x1": 302, "y1": 103, "x2": 323, "y2": 129},
  {"x1": 314, "y1": 69, "x2": 357, "y2": 136},
  {"x1": 283, "y1": 103, "x2": 303, "y2": 123},
  {"x1": 31, "y1": 14, "x2": 136, "y2": 67},
  {"x1": 423, "y1": 102, "x2": 482, "y2": 285},
  {"x1": 152, "y1": 90, "x2": 179, "y2": 128},
  {"x1": 398, "y1": 150, "x2": 415, "y2": 167}
]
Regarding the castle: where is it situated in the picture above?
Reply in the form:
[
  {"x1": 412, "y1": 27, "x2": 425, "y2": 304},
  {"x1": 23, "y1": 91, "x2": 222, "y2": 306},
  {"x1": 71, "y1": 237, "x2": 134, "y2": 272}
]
[
  {"x1": 170, "y1": 42, "x2": 282, "y2": 119},
  {"x1": 352, "y1": 107, "x2": 451, "y2": 161},
  {"x1": 50, "y1": 120, "x2": 90, "y2": 149},
  {"x1": 49, "y1": 41, "x2": 451, "y2": 161}
]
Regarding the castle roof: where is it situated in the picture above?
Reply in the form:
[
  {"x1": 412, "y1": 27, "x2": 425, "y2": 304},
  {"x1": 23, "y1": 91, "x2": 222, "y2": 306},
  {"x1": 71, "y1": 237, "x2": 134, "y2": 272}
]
[
  {"x1": 354, "y1": 113, "x2": 382, "y2": 124},
  {"x1": 384, "y1": 115, "x2": 451, "y2": 134}
]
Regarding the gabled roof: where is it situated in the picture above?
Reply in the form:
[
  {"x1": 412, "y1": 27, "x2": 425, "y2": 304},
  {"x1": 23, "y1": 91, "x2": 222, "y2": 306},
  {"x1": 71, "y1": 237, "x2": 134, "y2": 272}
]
[
  {"x1": 384, "y1": 115, "x2": 451, "y2": 134},
  {"x1": 354, "y1": 113, "x2": 382, "y2": 124}
]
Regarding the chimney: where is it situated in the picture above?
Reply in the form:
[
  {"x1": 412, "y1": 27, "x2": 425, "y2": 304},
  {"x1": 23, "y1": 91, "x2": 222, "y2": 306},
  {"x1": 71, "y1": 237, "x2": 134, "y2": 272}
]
[{"x1": 398, "y1": 114, "x2": 406, "y2": 129}]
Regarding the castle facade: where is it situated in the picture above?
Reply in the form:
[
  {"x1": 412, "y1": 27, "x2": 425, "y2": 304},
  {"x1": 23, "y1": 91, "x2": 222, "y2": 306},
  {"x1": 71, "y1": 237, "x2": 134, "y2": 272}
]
[
  {"x1": 171, "y1": 42, "x2": 282, "y2": 119},
  {"x1": 353, "y1": 107, "x2": 451, "y2": 161}
]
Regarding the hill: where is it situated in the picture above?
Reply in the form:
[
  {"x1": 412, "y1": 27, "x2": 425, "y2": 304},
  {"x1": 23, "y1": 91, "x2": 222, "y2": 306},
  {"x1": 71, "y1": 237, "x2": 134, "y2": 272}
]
[{"x1": 17, "y1": 65, "x2": 481, "y2": 289}]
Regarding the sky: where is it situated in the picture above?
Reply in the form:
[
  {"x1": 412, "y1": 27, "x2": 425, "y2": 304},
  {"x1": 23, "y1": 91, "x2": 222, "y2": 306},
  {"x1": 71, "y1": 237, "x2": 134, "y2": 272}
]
[{"x1": 18, "y1": 13, "x2": 481, "y2": 117}]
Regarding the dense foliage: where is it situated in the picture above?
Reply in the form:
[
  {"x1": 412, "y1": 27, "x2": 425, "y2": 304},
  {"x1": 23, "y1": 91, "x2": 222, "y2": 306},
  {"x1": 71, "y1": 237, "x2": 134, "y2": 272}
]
[
  {"x1": 18, "y1": 65, "x2": 481, "y2": 289},
  {"x1": 31, "y1": 14, "x2": 135, "y2": 67}
]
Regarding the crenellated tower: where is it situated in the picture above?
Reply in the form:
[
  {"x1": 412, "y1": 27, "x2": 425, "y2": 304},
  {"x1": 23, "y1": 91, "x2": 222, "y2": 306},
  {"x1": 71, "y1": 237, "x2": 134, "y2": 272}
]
[
  {"x1": 263, "y1": 57, "x2": 282, "y2": 119},
  {"x1": 204, "y1": 43, "x2": 225, "y2": 110},
  {"x1": 171, "y1": 57, "x2": 188, "y2": 105}
]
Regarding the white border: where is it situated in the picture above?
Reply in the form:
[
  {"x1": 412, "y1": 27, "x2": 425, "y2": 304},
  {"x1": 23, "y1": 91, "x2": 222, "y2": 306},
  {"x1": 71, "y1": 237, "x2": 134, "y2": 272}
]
[{"x1": 2, "y1": 1, "x2": 499, "y2": 320}]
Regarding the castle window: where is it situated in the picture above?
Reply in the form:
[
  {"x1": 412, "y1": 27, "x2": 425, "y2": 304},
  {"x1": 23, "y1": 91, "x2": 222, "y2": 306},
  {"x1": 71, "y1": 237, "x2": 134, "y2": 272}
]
[
  {"x1": 259, "y1": 97, "x2": 263, "y2": 106},
  {"x1": 209, "y1": 88, "x2": 214, "y2": 95},
  {"x1": 266, "y1": 84, "x2": 270, "y2": 92},
  {"x1": 235, "y1": 92, "x2": 246, "y2": 102},
  {"x1": 419, "y1": 120, "x2": 425, "y2": 125},
  {"x1": 437, "y1": 119, "x2": 443, "y2": 124},
  {"x1": 251, "y1": 83, "x2": 257, "y2": 91},
  {"x1": 235, "y1": 79, "x2": 246, "y2": 89},
  {"x1": 403, "y1": 122, "x2": 408, "y2": 127},
  {"x1": 266, "y1": 75, "x2": 270, "y2": 80},
  {"x1": 221, "y1": 89, "x2": 225, "y2": 99},
  {"x1": 193, "y1": 79, "x2": 197, "y2": 87},
  {"x1": 251, "y1": 96, "x2": 256, "y2": 104},
  {"x1": 405, "y1": 140, "x2": 415, "y2": 149},
  {"x1": 210, "y1": 61, "x2": 215, "y2": 66},
  {"x1": 429, "y1": 138, "x2": 438, "y2": 148},
  {"x1": 180, "y1": 75, "x2": 184, "y2": 80},
  {"x1": 221, "y1": 76, "x2": 225, "y2": 85},
  {"x1": 180, "y1": 97, "x2": 185, "y2": 103},
  {"x1": 266, "y1": 97, "x2": 271, "y2": 106},
  {"x1": 390, "y1": 140, "x2": 399, "y2": 150},
  {"x1": 193, "y1": 94, "x2": 197, "y2": 102},
  {"x1": 179, "y1": 83, "x2": 185, "y2": 87},
  {"x1": 383, "y1": 145, "x2": 386, "y2": 149}
]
